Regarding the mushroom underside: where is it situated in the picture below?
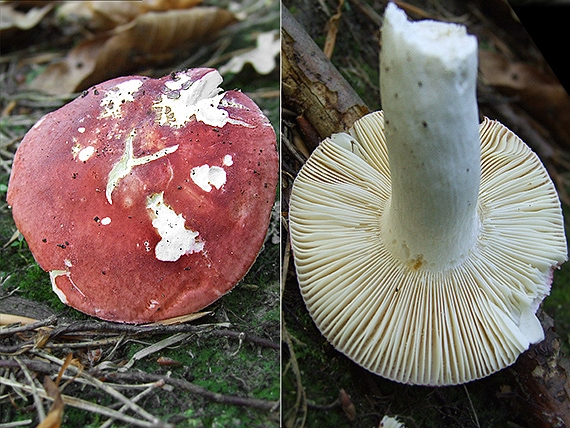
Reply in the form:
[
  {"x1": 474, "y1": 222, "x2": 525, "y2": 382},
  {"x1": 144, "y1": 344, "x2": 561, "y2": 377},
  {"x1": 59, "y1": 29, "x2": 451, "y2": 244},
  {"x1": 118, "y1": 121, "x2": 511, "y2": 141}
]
[{"x1": 289, "y1": 111, "x2": 567, "y2": 386}]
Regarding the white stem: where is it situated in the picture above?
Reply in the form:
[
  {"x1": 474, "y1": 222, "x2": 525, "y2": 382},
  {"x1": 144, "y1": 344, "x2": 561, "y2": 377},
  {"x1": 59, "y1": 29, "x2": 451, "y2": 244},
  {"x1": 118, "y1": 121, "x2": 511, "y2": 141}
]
[{"x1": 380, "y1": 3, "x2": 481, "y2": 270}]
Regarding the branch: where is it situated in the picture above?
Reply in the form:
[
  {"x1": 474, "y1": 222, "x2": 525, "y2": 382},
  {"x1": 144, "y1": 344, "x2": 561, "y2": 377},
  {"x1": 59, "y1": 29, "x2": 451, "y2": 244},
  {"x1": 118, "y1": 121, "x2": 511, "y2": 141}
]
[
  {"x1": 107, "y1": 371, "x2": 279, "y2": 412},
  {"x1": 282, "y1": 6, "x2": 369, "y2": 141}
]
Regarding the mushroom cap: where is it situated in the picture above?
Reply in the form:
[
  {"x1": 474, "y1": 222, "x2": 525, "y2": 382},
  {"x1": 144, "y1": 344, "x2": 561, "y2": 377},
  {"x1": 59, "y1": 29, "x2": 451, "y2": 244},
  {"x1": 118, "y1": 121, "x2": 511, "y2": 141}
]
[
  {"x1": 7, "y1": 68, "x2": 278, "y2": 323},
  {"x1": 289, "y1": 111, "x2": 567, "y2": 386}
]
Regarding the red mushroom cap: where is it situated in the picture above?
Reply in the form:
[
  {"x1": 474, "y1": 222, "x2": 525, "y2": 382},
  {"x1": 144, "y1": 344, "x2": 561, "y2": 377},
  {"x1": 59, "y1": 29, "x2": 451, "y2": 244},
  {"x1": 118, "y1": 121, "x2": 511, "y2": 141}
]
[{"x1": 7, "y1": 68, "x2": 278, "y2": 323}]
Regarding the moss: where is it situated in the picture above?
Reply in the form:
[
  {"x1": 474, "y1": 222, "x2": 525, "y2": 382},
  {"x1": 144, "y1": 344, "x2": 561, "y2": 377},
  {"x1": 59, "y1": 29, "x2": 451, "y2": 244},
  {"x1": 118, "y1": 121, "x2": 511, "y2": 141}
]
[
  {"x1": 114, "y1": 329, "x2": 278, "y2": 426},
  {"x1": 543, "y1": 242, "x2": 570, "y2": 355}
]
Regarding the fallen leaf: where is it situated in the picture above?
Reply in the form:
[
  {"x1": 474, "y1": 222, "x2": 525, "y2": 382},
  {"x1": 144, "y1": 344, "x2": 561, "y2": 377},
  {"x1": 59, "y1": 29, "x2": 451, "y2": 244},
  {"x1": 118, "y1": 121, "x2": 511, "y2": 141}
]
[
  {"x1": 30, "y1": 7, "x2": 237, "y2": 94},
  {"x1": 479, "y1": 49, "x2": 570, "y2": 148},
  {"x1": 0, "y1": 3, "x2": 53, "y2": 35},
  {"x1": 37, "y1": 376, "x2": 64, "y2": 428},
  {"x1": 157, "y1": 356, "x2": 182, "y2": 366},
  {"x1": 339, "y1": 388, "x2": 356, "y2": 421},
  {"x1": 219, "y1": 30, "x2": 280, "y2": 75},
  {"x1": 34, "y1": 328, "x2": 52, "y2": 349},
  {"x1": 153, "y1": 311, "x2": 211, "y2": 325},
  {"x1": 0, "y1": 313, "x2": 38, "y2": 325},
  {"x1": 479, "y1": 49, "x2": 559, "y2": 96},
  {"x1": 323, "y1": 0, "x2": 344, "y2": 59},
  {"x1": 57, "y1": 0, "x2": 202, "y2": 32}
]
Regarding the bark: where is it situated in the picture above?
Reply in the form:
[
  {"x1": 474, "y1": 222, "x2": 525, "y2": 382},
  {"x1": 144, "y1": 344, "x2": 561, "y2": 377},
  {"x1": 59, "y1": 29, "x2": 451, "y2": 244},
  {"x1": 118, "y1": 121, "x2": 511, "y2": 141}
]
[
  {"x1": 281, "y1": 6, "x2": 369, "y2": 142},
  {"x1": 511, "y1": 311, "x2": 570, "y2": 428}
]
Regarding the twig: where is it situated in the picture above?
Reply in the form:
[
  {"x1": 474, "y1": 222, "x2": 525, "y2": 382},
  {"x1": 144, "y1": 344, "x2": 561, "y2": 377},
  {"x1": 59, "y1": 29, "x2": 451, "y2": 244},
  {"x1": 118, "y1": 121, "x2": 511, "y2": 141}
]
[
  {"x1": 0, "y1": 341, "x2": 34, "y2": 356},
  {"x1": 282, "y1": 325, "x2": 307, "y2": 428},
  {"x1": 47, "y1": 320, "x2": 228, "y2": 339},
  {"x1": 463, "y1": 384, "x2": 481, "y2": 428},
  {"x1": 282, "y1": 6, "x2": 369, "y2": 139},
  {"x1": 31, "y1": 350, "x2": 163, "y2": 425},
  {"x1": 44, "y1": 336, "x2": 124, "y2": 349},
  {"x1": 0, "y1": 356, "x2": 277, "y2": 412},
  {"x1": 0, "y1": 375, "x2": 169, "y2": 428},
  {"x1": 0, "y1": 421, "x2": 33, "y2": 427},
  {"x1": 107, "y1": 371, "x2": 279, "y2": 412},
  {"x1": 100, "y1": 380, "x2": 165, "y2": 428},
  {"x1": 0, "y1": 315, "x2": 57, "y2": 337},
  {"x1": 13, "y1": 357, "x2": 45, "y2": 422},
  {"x1": 307, "y1": 398, "x2": 340, "y2": 411},
  {"x1": 0, "y1": 358, "x2": 54, "y2": 373}
]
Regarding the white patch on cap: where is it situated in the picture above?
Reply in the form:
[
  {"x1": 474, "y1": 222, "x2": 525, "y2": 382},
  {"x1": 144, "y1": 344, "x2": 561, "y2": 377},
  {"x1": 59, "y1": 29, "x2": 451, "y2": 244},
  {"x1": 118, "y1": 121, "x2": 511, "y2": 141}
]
[
  {"x1": 78, "y1": 146, "x2": 96, "y2": 162},
  {"x1": 146, "y1": 192, "x2": 204, "y2": 262},
  {"x1": 223, "y1": 154, "x2": 233, "y2": 166},
  {"x1": 99, "y1": 79, "x2": 143, "y2": 119},
  {"x1": 190, "y1": 164, "x2": 227, "y2": 192},
  {"x1": 49, "y1": 270, "x2": 86, "y2": 304},
  {"x1": 101, "y1": 217, "x2": 111, "y2": 225},
  {"x1": 78, "y1": 127, "x2": 86, "y2": 133},
  {"x1": 106, "y1": 129, "x2": 179, "y2": 204},
  {"x1": 153, "y1": 70, "x2": 252, "y2": 129}
]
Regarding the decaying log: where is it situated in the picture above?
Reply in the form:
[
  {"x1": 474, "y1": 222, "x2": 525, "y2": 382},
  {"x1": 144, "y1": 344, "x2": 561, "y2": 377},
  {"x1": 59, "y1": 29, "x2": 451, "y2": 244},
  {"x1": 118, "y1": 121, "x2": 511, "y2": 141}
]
[
  {"x1": 511, "y1": 311, "x2": 570, "y2": 428},
  {"x1": 281, "y1": 6, "x2": 369, "y2": 141}
]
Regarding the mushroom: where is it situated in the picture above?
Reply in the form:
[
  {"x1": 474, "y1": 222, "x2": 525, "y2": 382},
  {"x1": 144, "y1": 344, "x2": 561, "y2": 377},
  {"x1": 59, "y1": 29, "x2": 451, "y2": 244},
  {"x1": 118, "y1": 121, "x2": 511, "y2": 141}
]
[
  {"x1": 7, "y1": 68, "x2": 278, "y2": 324},
  {"x1": 288, "y1": 3, "x2": 567, "y2": 385},
  {"x1": 380, "y1": 415, "x2": 405, "y2": 428}
]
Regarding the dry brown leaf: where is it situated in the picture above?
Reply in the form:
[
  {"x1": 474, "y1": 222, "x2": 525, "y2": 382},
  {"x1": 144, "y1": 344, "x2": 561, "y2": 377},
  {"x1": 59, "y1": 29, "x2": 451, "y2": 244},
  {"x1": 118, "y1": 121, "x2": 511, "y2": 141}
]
[
  {"x1": 56, "y1": 353, "x2": 77, "y2": 385},
  {"x1": 0, "y1": 313, "x2": 38, "y2": 325},
  {"x1": 34, "y1": 327, "x2": 52, "y2": 349},
  {"x1": 0, "y1": 3, "x2": 53, "y2": 35},
  {"x1": 30, "y1": 7, "x2": 237, "y2": 95},
  {"x1": 57, "y1": 0, "x2": 202, "y2": 32},
  {"x1": 37, "y1": 376, "x2": 64, "y2": 428},
  {"x1": 339, "y1": 388, "x2": 356, "y2": 421},
  {"x1": 479, "y1": 50, "x2": 559, "y2": 95},
  {"x1": 153, "y1": 311, "x2": 212, "y2": 325},
  {"x1": 323, "y1": 0, "x2": 344, "y2": 59},
  {"x1": 479, "y1": 49, "x2": 570, "y2": 148}
]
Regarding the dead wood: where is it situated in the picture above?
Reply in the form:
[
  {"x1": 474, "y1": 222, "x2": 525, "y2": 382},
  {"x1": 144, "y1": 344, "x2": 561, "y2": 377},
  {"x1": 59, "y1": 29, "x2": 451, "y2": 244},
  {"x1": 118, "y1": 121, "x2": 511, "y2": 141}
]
[
  {"x1": 0, "y1": 315, "x2": 279, "y2": 425},
  {"x1": 107, "y1": 371, "x2": 278, "y2": 412},
  {"x1": 281, "y1": 6, "x2": 369, "y2": 142},
  {"x1": 510, "y1": 311, "x2": 570, "y2": 428}
]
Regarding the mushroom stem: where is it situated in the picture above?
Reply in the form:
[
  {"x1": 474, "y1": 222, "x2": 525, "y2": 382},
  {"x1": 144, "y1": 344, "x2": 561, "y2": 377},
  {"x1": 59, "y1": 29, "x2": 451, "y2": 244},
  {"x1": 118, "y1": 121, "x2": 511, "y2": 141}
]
[{"x1": 379, "y1": 3, "x2": 481, "y2": 270}]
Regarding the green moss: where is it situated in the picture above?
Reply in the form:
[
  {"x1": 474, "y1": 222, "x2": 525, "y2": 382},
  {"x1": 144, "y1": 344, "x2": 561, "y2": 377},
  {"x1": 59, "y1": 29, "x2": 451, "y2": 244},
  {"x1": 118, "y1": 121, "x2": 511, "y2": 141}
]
[
  {"x1": 543, "y1": 243, "x2": 570, "y2": 355},
  {"x1": 114, "y1": 329, "x2": 278, "y2": 426}
]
